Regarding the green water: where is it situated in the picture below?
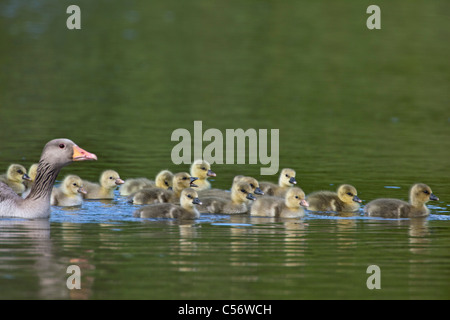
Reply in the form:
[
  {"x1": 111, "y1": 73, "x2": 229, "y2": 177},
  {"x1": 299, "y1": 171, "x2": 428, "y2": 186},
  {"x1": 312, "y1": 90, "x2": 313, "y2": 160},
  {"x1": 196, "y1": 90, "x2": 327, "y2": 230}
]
[{"x1": 0, "y1": 0, "x2": 449, "y2": 300}]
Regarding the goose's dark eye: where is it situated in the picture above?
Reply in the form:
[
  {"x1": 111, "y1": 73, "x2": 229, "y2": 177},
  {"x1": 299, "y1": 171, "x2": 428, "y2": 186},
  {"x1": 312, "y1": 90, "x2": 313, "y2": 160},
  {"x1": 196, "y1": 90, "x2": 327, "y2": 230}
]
[
  {"x1": 202, "y1": 167, "x2": 206, "y2": 170},
  {"x1": 59, "y1": 143, "x2": 65, "y2": 149},
  {"x1": 17, "y1": 170, "x2": 23, "y2": 174},
  {"x1": 187, "y1": 194, "x2": 192, "y2": 198},
  {"x1": 109, "y1": 177, "x2": 114, "y2": 179},
  {"x1": 250, "y1": 184, "x2": 255, "y2": 188},
  {"x1": 241, "y1": 189, "x2": 247, "y2": 193},
  {"x1": 295, "y1": 196, "x2": 299, "y2": 199},
  {"x1": 182, "y1": 177, "x2": 187, "y2": 180},
  {"x1": 423, "y1": 190, "x2": 429, "y2": 194},
  {"x1": 73, "y1": 183, "x2": 77, "y2": 186},
  {"x1": 165, "y1": 181, "x2": 169, "y2": 186},
  {"x1": 347, "y1": 192, "x2": 353, "y2": 196},
  {"x1": 285, "y1": 174, "x2": 289, "y2": 178}
]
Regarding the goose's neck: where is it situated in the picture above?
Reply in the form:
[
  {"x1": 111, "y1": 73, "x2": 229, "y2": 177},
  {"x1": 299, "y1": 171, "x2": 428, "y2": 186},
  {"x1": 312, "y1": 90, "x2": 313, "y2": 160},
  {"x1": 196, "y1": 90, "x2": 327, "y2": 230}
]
[{"x1": 26, "y1": 160, "x2": 62, "y2": 201}]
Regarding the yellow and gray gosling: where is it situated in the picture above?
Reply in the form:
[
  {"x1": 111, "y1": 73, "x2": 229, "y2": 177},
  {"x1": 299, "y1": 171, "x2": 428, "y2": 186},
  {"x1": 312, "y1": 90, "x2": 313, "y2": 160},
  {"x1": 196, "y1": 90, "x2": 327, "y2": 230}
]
[
  {"x1": 364, "y1": 183, "x2": 438, "y2": 218},
  {"x1": 259, "y1": 168, "x2": 297, "y2": 197},
  {"x1": 196, "y1": 181, "x2": 256, "y2": 214},
  {"x1": 307, "y1": 184, "x2": 361, "y2": 213},
  {"x1": 51, "y1": 175, "x2": 86, "y2": 206},
  {"x1": 82, "y1": 169, "x2": 124, "y2": 199},
  {"x1": 251, "y1": 187, "x2": 309, "y2": 218},
  {"x1": 190, "y1": 159, "x2": 216, "y2": 191},
  {"x1": 0, "y1": 164, "x2": 31, "y2": 195},
  {"x1": 119, "y1": 170, "x2": 173, "y2": 196},
  {"x1": 134, "y1": 188, "x2": 201, "y2": 220}
]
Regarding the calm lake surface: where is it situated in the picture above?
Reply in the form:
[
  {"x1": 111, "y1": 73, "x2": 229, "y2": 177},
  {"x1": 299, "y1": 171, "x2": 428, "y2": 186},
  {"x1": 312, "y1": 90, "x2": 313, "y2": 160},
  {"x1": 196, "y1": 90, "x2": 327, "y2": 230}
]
[{"x1": 0, "y1": 1, "x2": 449, "y2": 300}]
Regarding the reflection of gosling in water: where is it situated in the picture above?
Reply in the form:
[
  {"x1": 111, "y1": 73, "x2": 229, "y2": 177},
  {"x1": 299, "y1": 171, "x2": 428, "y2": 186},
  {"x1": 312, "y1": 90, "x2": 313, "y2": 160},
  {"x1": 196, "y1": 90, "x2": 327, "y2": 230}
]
[
  {"x1": 51, "y1": 175, "x2": 87, "y2": 206},
  {"x1": 0, "y1": 164, "x2": 31, "y2": 195},
  {"x1": 82, "y1": 170, "x2": 124, "y2": 199},
  {"x1": 307, "y1": 184, "x2": 362, "y2": 213},
  {"x1": 198, "y1": 175, "x2": 264, "y2": 198},
  {"x1": 134, "y1": 188, "x2": 201, "y2": 220},
  {"x1": 364, "y1": 183, "x2": 438, "y2": 218},
  {"x1": 196, "y1": 181, "x2": 256, "y2": 214},
  {"x1": 130, "y1": 172, "x2": 198, "y2": 204},
  {"x1": 119, "y1": 170, "x2": 173, "y2": 196},
  {"x1": 251, "y1": 187, "x2": 309, "y2": 218},
  {"x1": 190, "y1": 159, "x2": 216, "y2": 191},
  {"x1": 259, "y1": 168, "x2": 297, "y2": 197}
]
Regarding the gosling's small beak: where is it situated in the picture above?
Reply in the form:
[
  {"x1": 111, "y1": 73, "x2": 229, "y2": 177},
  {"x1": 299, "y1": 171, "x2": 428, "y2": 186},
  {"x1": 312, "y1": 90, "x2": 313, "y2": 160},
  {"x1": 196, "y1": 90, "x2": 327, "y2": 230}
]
[
  {"x1": 207, "y1": 169, "x2": 216, "y2": 177},
  {"x1": 300, "y1": 199, "x2": 309, "y2": 207},
  {"x1": 193, "y1": 197, "x2": 202, "y2": 205},
  {"x1": 246, "y1": 193, "x2": 256, "y2": 201},
  {"x1": 254, "y1": 187, "x2": 264, "y2": 195},
  {"x1": 353, "y1": 195, "x2": 362, "y2": 203},
  {"x1": 72, "y1": 145, "x2": 97, "y2": 161},
  {"x1": 190, "y1": 177, "x2": 198, "y2": 187},
  {"x1": 115, "y1": 178, "x2": 125, "y2": 185},
  {"x1": 78, "y1": 187, "x2": 87, "y2": 195},
  {"x1": 430, "y1": 193, "x2": 439, "y2": 201},
  {"x1": 289, "y1": 177, "x2": 297, "y2": 185},
  {"x1": 22, "y1": 173, "x2": 32, "y2": 181}
]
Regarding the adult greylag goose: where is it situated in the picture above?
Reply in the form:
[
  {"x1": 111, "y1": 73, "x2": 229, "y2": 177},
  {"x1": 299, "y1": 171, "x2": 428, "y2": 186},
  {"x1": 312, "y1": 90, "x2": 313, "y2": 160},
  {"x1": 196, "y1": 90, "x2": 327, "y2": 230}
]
[{"x1": 0, "y1": 139, "x2": 97, "y2": 219}]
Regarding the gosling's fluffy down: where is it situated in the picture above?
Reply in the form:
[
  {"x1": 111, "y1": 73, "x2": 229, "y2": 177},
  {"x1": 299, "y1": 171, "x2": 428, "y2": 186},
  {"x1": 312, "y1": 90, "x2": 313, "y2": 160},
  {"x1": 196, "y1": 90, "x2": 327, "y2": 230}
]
[
  {"x1": 119, "y1": 170, "x2": 173, "y2": 196},
  {"x1": 82, "y1": 170, "x2": 124, "y2": 199},
  {"x1": 51, "y1": 175, "x2": 86, "y2": 206},
  {"x1": 134, "y1": 188, "x2": 201, "y2": 219},
  {"x1": 250, "y1": 187, "x2": 309, "y2": 218},
  {"x1": 0, "y1": 164, "x2": 31, "y2": 195},
  {"x1": 129, "y1": 172, "x2": 198, "y2": 205},
  {"x1": 22, "y1": 163, "x2": 39, "y2": 198},
  {"x1": 307, "y1": 184, "x2": 362, "y2": 213},
  {"x1": 196, "y1": 181, "x2": 256, "y2": 214},
  {"x1": 364, "y1": 183, "x2": 438, "y2": 218},
  {"x1": 259, "y1": 168, "x2": 297, "y2": 197},
  {"x1": 198, "y1": 175, "x2": 264, "y2": 199},
  {"x1": 190, "y1": 159, "x2": 216, "y2": 191}
]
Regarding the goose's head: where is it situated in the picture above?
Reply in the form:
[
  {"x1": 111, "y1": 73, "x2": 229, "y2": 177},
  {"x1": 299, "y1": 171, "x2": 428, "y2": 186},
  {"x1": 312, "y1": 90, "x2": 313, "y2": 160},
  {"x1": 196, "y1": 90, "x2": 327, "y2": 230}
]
[
  {"x1": 100, "y1": 170, "x2": 124, "y2": 189},
  {"x1": 231, "y1": 181, "x2": 256, "y2": 203},
  {"x1": 190, "y1": 159, "x2": 216, "y2": 180},
  {"x1": 6, "y1": 164, "x2": 30, "y2": 183},
  {"x1": 410, "y1": 183, "x2": 438, "y2": 206},
  {"x1": 285, "y1": 187, "x2": 308, "y2": 209},
  {"x1": 173, "y1": 172, "x2": 198, "y2": 190},
  {"x1": 279, "y1": 168, "x2": 297, "y2": 188},
  {"x1": 155, "y1": 170, "x2": 174, "y2": 190},
  {"x1": 180, "y1": 188, "x2": 202, "y2": 209},
  {"x1": 234, "y1": 175, "x2": 264, "y2": 195},
  {"x1": 337, "y1": 184, "x2": 361, "y2": 204},
  {"x1": 40, "y1": 139, "x2": 97, "y2": 168},
  {"x1": 62, "y1": 175, "x2": 86, "y2": 195}
]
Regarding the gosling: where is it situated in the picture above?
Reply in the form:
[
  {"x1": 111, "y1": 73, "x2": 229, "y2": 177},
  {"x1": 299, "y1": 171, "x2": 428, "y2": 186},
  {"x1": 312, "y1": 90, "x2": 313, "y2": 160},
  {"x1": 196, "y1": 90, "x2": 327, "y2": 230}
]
[
  {"x1": 307, "y1": 184, "x2": 362, "y2": 213},
  {"x1": 251, "y1": 187, "x2": 309, "y2": 218},
  {"x1": 133, "y1": 188, "x2": 201, "y2": 220},
  {"x1": 0, "y1": 164, "x2": 31, "y2": 195},
  {"x1": 119, "y1": 170, "x2": 173, "y2": 196},
  {"x1": 82, "y1": 170, "x2": 124, "y2": 199},
  {"x1": 259, "y1": 168, "x2": 297, "y2": 197},
  {"x1": 190, "y1": 159, "x2": 216, "y2": 191},
  {"x1": 198, "y1": 175, "x2": 264, "y2": 199},
  {"x1": 51, "y1": 175, "x2": 87, "y2": 206},
  {"x1": 364, "y1": 183, "x2": 438, "y2": 218}
]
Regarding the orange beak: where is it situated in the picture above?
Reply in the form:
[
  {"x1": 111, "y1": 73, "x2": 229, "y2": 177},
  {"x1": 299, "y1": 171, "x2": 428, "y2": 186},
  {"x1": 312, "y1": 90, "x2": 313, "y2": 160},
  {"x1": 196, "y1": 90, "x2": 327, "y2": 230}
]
[{"x1": 72, "y1": 145, "x2": 98, "y2": 161}]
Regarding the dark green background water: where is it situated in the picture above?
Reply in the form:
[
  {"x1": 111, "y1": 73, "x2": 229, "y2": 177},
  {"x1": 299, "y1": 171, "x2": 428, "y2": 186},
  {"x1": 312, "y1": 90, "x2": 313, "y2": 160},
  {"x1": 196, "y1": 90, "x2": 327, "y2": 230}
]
[{"x1": 0, "y1": 0, "x2": 449, "y2": 300}]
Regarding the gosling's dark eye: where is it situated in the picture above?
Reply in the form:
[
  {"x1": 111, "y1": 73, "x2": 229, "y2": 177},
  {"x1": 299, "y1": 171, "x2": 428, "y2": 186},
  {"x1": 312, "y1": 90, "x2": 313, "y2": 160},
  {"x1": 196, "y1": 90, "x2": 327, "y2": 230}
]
[
  {"x1": 17, "y1": 170, "x2": 23, "y2": 174},
  {"x1": 285, "y1": 174, "x2": 289, "y2": 178},
  {"x1": 187, "y1": 194, "x2": 192, "y2": 198},
  {"x1": 241, "y1": 189, "x2": 247, "y2": 193},
  {"x1": 59, "y1": 143, "x2": 65, "y2": 149},
  {"x1": 295, "y1": 196, "x2": 299, "y2": 199},
  {"x1": 202, "y1": 167, "x2": 206, "y2": 170},
  {"x1": 347, "y1": 192, "x2": 353, "y2": 196},
  {"x1": 109, "y1": 177, "x2": 114, "y2": 179},
  {"x1": 165, "y1": 181, "x2": 169, "y2": 186},
  {"x1": 423, "y1": 190, "x2": 429, "y2": 194},
  {"x1": 73, "y1": 183, "x2": 77, "y2": 186},
  {"x1": 182, "y1": 177, "x2": 187, "y2": 180}
]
